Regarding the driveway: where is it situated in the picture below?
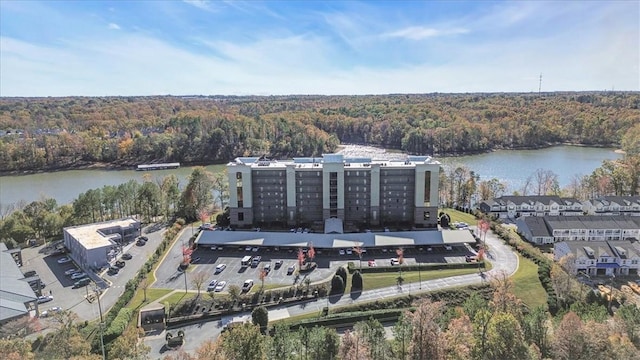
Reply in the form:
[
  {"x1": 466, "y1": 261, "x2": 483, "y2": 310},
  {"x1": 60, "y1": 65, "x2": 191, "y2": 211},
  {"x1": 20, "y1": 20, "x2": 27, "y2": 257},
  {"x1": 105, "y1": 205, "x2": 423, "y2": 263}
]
[
  {"x1": 19, "y1": 223, "x2": 167, "y2": 322},
  {"x1": 143, "y1": 228, "x2": 518, "y2": 358}
]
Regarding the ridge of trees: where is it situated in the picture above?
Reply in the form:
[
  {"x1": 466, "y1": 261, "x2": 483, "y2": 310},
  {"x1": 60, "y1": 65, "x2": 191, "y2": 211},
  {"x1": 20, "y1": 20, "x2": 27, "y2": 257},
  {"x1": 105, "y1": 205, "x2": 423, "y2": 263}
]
[{"x1": 1, "y1": 92, "x2": 638, "y2": 172}]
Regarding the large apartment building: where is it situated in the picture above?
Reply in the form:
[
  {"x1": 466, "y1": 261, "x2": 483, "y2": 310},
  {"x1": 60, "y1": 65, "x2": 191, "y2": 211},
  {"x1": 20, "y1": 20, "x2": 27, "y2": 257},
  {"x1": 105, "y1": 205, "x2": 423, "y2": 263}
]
[{"x1": 226, "y1": 154, "x2": 441, "y2": 231}]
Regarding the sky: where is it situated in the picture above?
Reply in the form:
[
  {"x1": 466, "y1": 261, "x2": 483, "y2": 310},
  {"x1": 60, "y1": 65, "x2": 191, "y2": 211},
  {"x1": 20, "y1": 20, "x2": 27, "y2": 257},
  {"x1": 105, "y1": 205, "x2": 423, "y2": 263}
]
[{"x1": 1, "y1": 1, "x2": 638, "y2": 96}]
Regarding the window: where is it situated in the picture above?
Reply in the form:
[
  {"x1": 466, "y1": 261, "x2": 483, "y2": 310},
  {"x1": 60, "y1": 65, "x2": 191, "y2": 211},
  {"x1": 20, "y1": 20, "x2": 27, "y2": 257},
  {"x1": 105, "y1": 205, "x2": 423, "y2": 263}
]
[
  {"x1": 238, "y1": 212, "x2": 244, "y2": 221},
  {"x1": 423, "y1": 211, "x2": 430, "y2": 220}
]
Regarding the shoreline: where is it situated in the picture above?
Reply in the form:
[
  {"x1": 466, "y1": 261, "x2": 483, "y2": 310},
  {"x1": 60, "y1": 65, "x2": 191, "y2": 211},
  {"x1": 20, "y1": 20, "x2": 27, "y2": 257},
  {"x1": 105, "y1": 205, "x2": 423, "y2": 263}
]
[{"x1": 1, "y1": 143, "x2": 622, "y2": 177}]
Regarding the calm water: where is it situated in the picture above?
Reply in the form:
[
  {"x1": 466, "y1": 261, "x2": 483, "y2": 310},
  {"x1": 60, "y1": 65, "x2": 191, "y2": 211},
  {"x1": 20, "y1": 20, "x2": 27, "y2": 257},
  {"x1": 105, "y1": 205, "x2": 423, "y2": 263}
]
[
  {"x1": 438, "y1": 146, "x2": 622, "y2": 193},
  {"x1": 0, "y1": 146, "x2": 622, "y2": 208}
]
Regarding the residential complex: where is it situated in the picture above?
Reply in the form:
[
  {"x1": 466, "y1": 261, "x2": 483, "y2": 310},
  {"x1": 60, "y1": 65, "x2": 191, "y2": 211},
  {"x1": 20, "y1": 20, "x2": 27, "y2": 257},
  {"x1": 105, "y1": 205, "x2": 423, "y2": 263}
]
[
  {"x1": 554, "y1": 240, "x2": 640, "y2": 276},
  {"x1": 226, "y1": 154, "x2": 441, "y2": 232},
  {"x1": 63, "y1": 218, "x2": 140, "y2": 270},
  {"x1": 516, "y1": 216, "x2": 640, "y2": 245},
  {"x1": 480, "y1": 196, "x2": 640, "y2": 219}
]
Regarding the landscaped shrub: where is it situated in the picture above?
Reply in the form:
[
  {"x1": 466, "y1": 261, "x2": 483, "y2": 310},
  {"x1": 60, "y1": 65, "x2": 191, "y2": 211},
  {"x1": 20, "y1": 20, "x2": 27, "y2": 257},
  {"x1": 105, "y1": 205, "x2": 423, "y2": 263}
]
[
  {"x1": 336, "y1": 267, "x2": 348, "y2": 284},
  {"x1": 352, "y1": 271, "x2": 363, "y2": 290},
  {"x1": 331, "y1": 275, "x2": 345, "y2": 294},
  {"x1": 103, "y1": 308, "x2": 133, "y2": 343}
]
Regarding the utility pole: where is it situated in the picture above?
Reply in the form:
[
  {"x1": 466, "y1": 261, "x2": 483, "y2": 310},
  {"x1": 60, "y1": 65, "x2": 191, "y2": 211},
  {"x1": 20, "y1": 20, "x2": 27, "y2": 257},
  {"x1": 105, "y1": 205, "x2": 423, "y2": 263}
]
[
  {"x1": 538, "y1": 73, "x2": 543, "y2": 94},
  {"x1": 95, "y1": 287, "x2": 106, "y2": 360}
]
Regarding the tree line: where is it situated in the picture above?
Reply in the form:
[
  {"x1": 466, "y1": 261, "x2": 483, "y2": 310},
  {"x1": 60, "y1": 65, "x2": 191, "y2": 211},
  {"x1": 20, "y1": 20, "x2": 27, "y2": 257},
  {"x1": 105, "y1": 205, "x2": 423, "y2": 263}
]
[
  {"x1": 0, "y1": 167, "x2": 227, "y2": 248},
  {"x1": 3, "y1": 271, "x2": 637, "y2": 360},
  {"x1": 1, "y1": 92, "x2": 638, "y2": 172},
  {"x1": 440, "y1": 125, "x2": 640, "y2": 207}
]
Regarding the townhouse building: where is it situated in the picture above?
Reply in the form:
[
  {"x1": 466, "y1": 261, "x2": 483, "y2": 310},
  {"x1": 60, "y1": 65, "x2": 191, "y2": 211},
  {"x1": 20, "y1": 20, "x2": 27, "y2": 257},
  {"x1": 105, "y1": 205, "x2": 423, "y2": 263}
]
[
  {"x1": 478, "y1": 196, "x2": 583, "y2": 219},
  {"x1": 516, "y1": 215, "x2": 640, "y2": 244},
  {"x1": 554, "y1": 240, "x2": 640, "y2": 276}
]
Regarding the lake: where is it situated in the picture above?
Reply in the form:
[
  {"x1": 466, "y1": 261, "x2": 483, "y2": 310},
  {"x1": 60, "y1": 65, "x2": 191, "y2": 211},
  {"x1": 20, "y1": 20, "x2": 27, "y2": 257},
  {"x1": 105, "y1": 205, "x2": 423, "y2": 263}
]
[{"x1": 0, "y1": 146, "x2": 622, "y2": 208}]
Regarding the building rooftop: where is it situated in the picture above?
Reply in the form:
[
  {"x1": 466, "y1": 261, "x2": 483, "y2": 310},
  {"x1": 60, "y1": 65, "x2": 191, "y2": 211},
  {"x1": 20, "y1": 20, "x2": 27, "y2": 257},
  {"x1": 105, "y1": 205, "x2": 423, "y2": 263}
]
[
  {"x1": 0, "y1": 243, "x2": 37, "y2": 323},
  {"x1": 229, "y1": 153, "x2": 440, "y2": 170},
  {"x1": 64, "y1": 218, "x2": 139, "y2": 250},
  {"x1": 545, "y1": 216, "x2": 640, "y2": 230},
  {"x1": 196, "y1": 228, "x2": 473, "y2": 248}
]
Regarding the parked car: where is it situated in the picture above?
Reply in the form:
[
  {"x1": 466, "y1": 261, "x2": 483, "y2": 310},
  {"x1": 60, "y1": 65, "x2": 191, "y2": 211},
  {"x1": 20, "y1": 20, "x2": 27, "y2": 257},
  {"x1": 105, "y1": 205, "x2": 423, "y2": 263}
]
[
  {"x1": 114, "y1": 260, "x2": 125, "y2": 268},
  {"x1": 57, "y1": 257, "x2": 71, "y2": 264},
  {"x1": 136, "y1": 239, "x2": 147, "y2": 246},
  {"x1": 245, "y1": 246, "x2": 252, "y2": 251},
  {"x1": 338, "y1": 249, "x2": 346, "y2": 256},
  {"x1": 242, "y1": 279, "x2": 254, "y2": 292},
  {"x1": 107, "y1": 267, "x2": 119, "y2": 275},
  {"x1": 73, "y1": 278, "x2": 91, "y2": 288},
  {"x1": 390, "y1": 258, "x2": 400, "y2": 266},
  {"x1": 39, "y1": 306, "x2": 62, "y2": 318},
  {"x1": 214, "y1": 281, "x2": 227, "y2": 292},
  {"x1": 274, "y1": 260, "x2": 283, "y2": 269},
  {"x1": 65, "y1": 268, "x2": 80, "y2": 276},
  {"x1": 207, "y1": 280, "x2": 218, "y2": 292},
  {"x1": 215, "y1": 264, "x2": 227, "y2": 274},
  {"x1": 263, "y1": 264, "x2": 271, "y2": 274},
  {"x1": 251, "y1": 256, "x2": 262, "y2": 267},
  {"x1": 122, "y1": 253, "x2": 132, "y2": 260},
  {"x1": 71, "y1": 272, "x2": 87, "y2": 280},
  {"x1": 37, "y1": 295, "x2": 53, "y2": 304},
  {"x1": 251, "y1": 247, "x2": 259, "y2": 252},
  {"x1": 287, "y1": 265, "x2": 295, "y2": 275},
  {"x1": 139, "y1": 236, "x2": 149, "y2": 241},
  {"x1": 23, "y1": 270, "x2": 37, "y2": 278},
  {"x1": 346, "y1": 249, "x2": 353, "y2": 255},
  {"x1": 368, "y1": 260, "x2": 377, "y2": 267}
]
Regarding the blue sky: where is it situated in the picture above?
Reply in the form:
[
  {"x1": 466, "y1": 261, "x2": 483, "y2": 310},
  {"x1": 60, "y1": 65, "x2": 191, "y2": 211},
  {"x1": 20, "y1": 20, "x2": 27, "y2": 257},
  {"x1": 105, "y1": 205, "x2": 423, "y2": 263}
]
[{"x1": 1, "y1": 1, "x2": 638, "y2": 96}]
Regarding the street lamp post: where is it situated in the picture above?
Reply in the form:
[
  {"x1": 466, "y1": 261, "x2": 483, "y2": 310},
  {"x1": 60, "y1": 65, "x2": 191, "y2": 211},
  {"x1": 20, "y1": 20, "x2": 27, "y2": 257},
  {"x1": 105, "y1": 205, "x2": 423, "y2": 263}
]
[
  {"x1": 418, "y1": 261, "x2": 422, "y2": 290},
  {"x1": 95, "y1": 287, "x2": 106, "y2": 360}
]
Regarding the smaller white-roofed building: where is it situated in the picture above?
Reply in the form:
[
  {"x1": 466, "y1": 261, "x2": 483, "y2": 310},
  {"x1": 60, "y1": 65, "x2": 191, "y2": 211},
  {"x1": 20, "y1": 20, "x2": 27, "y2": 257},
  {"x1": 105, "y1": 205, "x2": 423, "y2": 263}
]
[{"x1": 64, "y1": 218, "x2": 140, "y2": 270}]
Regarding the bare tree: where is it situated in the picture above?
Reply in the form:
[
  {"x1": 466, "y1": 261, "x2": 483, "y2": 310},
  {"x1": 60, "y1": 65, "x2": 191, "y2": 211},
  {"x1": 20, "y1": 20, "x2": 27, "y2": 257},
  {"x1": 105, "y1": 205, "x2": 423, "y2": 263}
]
[
  {"x1": 140, "y1": 277, "x2": 149, "y2": 302},
  {"x1": 191, "y1": 271, "x2": 208, "y2": 297},
  {"x1": 533, "y1": 168, "x2": 559, "y2": 196}
]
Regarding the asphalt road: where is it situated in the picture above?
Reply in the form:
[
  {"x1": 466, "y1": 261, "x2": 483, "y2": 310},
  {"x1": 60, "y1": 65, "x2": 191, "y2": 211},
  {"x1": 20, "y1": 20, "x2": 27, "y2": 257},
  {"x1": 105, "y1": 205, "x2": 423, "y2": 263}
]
[
  {"x1": 19, "y1": 223, "x2": 167, "y2": 323},
  {"x1": 144, "y1": 227, "x2": 518, "y2": 358}
]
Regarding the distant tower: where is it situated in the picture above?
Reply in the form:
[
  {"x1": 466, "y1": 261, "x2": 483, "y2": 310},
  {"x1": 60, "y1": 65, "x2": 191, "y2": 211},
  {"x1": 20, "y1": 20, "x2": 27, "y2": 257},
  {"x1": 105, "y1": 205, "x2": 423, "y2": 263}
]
[{"x1": 538, "y1": 73, "x2": 542, "y2": 94}]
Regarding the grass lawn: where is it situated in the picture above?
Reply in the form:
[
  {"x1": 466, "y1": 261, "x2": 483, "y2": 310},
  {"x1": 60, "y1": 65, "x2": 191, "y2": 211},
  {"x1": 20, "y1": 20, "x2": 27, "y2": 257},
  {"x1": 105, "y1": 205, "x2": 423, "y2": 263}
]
[
  {"x1": 511, "y1": 253, "x2": 548, "y2": 309},
  {"x1": 442, "y1": 208, "x2": 478, "y2": 227},
  {"x1": 161, "y1": 291, "x2": 199, "y2": 307},
  {"x1": 126, "y1": 288, "x2": 172, "y2": 311},
  {"x1": 360, "y1": 267, "x2": 481, "y2": 291}
]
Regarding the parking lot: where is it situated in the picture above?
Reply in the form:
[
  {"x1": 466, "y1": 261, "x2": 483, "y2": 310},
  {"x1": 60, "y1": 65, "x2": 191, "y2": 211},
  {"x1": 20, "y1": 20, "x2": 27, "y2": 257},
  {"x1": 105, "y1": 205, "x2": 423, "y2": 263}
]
[
  {"x1": 18, "y1": 224, "x2": 166, "y2": 322},
  {"x1": 152, "y1": 230, "x2": 478, "y2": 293}
]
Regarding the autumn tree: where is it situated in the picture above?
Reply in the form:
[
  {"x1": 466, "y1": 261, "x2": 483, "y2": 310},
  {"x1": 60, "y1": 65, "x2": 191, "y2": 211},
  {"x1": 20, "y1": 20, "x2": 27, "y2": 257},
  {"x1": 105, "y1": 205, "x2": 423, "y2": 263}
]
[
  {"x1": 392, "y1": 312, "x2": 413, "y2": 360},
  {"x1": 484, "y1": 312, "x2": 529, "y2": 360},
  {"x1": 442, "y1": 314, "x2": 474, "y2": 360},
  {"x1": 409, "y1": 300, "x2": 445, "y2": 360},
  {"x1": 221, "y1": 323, "x2": 266, "y2": 360},
  {"x1": 338, "y1": 330, "x2": 370, "y2": 360},
  {"x1": 354, "y1": 318, "x2": 389, "y2": 360},
  {"x1": 194, "y1": 338, "x2": 227, "y2": 360},
  {"x1": 179, "y1": 167, "x2": 214, "y2": 222},
  {"x1": 522, "y1": 306, "x2": 551, "y2": 358},
  {"x1": 108, "y1": 326, "x2": 150, "y2": 360},
  {"x1": 552, "y1": 311, "x2": 587, "y2": 360},
  {"x1": 0, "y1": 339, "x2": 34, "y2": 360}
]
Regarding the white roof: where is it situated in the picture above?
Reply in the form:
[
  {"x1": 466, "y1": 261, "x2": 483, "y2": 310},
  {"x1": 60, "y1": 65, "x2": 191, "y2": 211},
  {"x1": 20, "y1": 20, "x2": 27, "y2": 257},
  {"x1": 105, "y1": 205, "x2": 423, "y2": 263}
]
[
  {"x1": 64, "y1": 218, "x2": 139, "y2": 250},
  {"x1": 196, "y1": 228, "x2": 470, "y2": 248}
]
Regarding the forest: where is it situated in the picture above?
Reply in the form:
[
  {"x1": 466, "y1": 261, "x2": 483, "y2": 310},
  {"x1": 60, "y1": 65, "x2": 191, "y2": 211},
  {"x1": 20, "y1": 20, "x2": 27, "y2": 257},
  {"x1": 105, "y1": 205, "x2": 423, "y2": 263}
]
[{"x1": 0, "y1": 92, "x2": 639, "y2": 173}]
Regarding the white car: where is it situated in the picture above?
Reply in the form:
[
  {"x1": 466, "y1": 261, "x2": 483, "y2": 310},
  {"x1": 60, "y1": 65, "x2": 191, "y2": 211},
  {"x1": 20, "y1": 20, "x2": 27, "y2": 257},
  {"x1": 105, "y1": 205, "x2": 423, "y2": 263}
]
[
  {"x1": 390, "y1": 258, "x2": 400, "y2": 266},
  {"x1": 214, "y1": 281, "x2": 227, "y2": 292},
  {"x1": 245, "y1": 246, "x2": 252, "y2": 251},
  {"x1": 40, "y1": 306, "x2": 62, "y2": 317},
  {"x1": 71, "y1": 272, "x2": 87, "y2": 280},
  {"x1": 242, "y1": 279, "x2": 254, "y2": 292},
  {"x1": 251, "y1": 247, "x2": 259, "y2": 252},
  {"x1": 37, "y1": 295, "x2": 53, "y2": 304},
  {"x1": 338, "y1": 249, "x2": 346, "y2": 256},
  {"x1": 57, "y1": 257, "x2": 71, "y2": 264},
  {"x1": 207, "y1": 280, "x2": 218, "y2": 292},
  {"x1": 346, "y1": 249, "x2": 353, "y2": 255},
  {"x1": 215, "y1": 264, "x2": 227, "y2": 273}
]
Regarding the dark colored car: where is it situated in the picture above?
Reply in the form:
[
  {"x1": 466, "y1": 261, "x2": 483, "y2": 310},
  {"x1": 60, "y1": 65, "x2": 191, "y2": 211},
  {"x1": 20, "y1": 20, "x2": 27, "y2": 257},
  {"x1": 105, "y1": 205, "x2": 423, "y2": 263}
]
[
  {"x1": 73, "y1": 278, "x2": 91, "y2": 288},
  {"x1": 121, "y1": 253, "x2": 132, "y2": 260},
  {"x1": 107, "y1": 267, "x2": 119, "y2": 275},
  {"x1": 115, "y1": 260, "x2": 125, "y2": 268},
  {"x1": 136, "y1": 239, "x2": 147, "y2": 246},
  {"x1": 274, "y1": 260, "x2": 283, "y2": 269},
  {"x1": 23, "y1": 270, "x2": 37, "y2": 278}
]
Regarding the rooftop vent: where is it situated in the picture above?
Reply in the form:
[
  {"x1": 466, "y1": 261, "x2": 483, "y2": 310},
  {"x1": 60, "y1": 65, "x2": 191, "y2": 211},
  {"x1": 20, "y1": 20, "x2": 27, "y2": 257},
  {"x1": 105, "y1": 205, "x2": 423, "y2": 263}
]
[{"x1": 584, "y1": 246, "x2": 595, "y2": 257}]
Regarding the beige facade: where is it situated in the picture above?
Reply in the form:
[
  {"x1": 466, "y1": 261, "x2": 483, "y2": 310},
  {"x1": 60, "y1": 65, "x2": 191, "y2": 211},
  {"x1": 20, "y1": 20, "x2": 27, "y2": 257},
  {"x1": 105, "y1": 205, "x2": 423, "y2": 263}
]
[{"x1": 227, "y1": 154, "x2": 440, "y2": 230}]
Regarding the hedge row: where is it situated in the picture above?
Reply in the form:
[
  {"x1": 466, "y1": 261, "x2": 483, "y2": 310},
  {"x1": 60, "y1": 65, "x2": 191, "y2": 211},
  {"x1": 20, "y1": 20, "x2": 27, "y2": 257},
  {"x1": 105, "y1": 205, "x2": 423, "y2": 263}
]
[
  {"x1": 347, "y1": 261, "x2": 486, "y2": 274},
  {"x1": 95, "y1": 219, "x2": 186, "y2": 353},
  {"x1": 103, "y1": 308, "x2": 133, "y2": 343},
  {"x1": 289, "y1": 308, "x2": 406, "y2": 330},
  {"x1": 490, "y1": 222, "x2": 559, "y2": 313}
]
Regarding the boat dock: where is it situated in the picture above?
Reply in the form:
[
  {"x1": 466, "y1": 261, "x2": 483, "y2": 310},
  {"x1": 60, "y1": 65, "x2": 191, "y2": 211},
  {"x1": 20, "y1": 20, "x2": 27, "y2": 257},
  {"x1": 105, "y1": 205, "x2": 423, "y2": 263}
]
[{"x1": 136, "y1": 163, "x2": 180, "y2": 171}]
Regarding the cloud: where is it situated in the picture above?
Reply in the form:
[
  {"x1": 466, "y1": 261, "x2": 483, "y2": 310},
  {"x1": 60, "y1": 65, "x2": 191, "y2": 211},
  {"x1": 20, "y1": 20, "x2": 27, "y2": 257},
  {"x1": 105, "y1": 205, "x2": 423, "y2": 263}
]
[
  {"x1": 383, "y1": 26, "x2": 469, "y2": 40},
  {"x1": 182, "y1": 0, "x2": 217, "y2": 12},
  {"x1": 107, "y1": 23, "x2": 120, "y2": 30}
]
